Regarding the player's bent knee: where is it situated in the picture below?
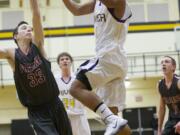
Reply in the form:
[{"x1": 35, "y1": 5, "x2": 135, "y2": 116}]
[
  {"x1": 69, "y1": 80, "x2": 85, "y2": 97},
  {"x1": 69, "y1": 85, "x2": 78, "y2": 97}
]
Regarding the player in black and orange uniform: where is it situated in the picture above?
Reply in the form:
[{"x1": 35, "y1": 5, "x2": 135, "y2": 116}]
[
  {"x1": 0, "y1": 0, "x2": 72, "y2": 135},
  {"x1": 158, "y1": 56, "x2": 180, "y2": 135}
]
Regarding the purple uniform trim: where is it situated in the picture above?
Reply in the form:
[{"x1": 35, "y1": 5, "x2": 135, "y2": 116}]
[{"x1": 108, "y1": 8, "x2": 132, "y2": 23}]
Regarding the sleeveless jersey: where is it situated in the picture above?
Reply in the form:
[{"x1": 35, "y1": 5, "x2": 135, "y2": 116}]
[
  {"x1": 94, "y1": 1, "x2": 132, "y2": 56},
  {"x1": 158, "y1": 76, "x2": 180, "y2": 119},
  {"x1": 55, "y1": 75, "x2": 85, "y2": 115},
  {"x1": 14, "y1": 44, "x2": 59, "y2": 107}
]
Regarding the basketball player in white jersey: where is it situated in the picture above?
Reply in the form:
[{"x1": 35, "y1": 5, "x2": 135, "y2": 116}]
[
  {"x1": 62, "y1": 0, "x2": 132, "y2": 135},
  {"x1": 55, "y1": 52, "x2": 91, "y2": 135}
]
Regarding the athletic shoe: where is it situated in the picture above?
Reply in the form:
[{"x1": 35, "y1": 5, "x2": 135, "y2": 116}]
[{"x1": 104, "y1": 116, "x2": 128, "y2": 135}]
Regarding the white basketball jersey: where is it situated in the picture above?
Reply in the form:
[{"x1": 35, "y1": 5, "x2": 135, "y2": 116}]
[
  {"x1": 55, "y1": 75, "x2": 85, "y2": 115},
  {"x1": 94, "y1": 1, "x2": 132, "y2": 56}
]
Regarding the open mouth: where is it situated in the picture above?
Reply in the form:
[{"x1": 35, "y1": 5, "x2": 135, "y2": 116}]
[{"x1": 162, "y1": 67, "x2": 166, "y2": 71}]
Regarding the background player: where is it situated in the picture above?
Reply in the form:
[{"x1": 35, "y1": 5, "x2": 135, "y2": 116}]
[
  {"x1": 158, "y1": 56, "x2": 180, "y2": 135},
  {"x1": 55, "y1": 52, "x2": 91, "y2": 135}
]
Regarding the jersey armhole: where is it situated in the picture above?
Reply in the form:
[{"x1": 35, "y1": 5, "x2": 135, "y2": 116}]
[{"x1": 108, "y1": 4, "x2": 132, "y2": 23}]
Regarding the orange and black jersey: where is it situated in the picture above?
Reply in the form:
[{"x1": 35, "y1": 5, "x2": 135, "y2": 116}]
[
  {"x1": 159, "y1": 75, "x2": 180, "y2": 120},
  {"x1": 14, "y1": 43, "x2": 59, "y2": 107}
]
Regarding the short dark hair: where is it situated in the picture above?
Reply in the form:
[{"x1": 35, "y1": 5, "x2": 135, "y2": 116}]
[
  {"x1": 164, "y1": 55, "x2": 176, "y2": 72},
  {"x1": 13, "y1": 21, "x2": 29, "y2": 45},
  {"x1": 57, "y1": 52, "x2": 73, "y2": 64},
  {"x1": 164, "y1": 56, "x2": 176, "y2": 66}
]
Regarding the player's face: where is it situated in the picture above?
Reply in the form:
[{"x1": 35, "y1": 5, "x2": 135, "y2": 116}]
[
  {"x1": 59, "y1": 56, "x2": 72, "y2": 70},
  {"x1": 161, "y1": 57, "x2": 175, "y2": 75},
  {"x1": 16, "y1": 24, "x2": 33, "y2": 41}
]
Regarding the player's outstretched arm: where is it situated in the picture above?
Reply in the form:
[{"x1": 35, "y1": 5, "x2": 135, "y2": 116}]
[
  {"x1": 0, "y1": 48, "x2": 15, "y2": 70},
  {"x1": 0, "y1": 48, "x2": 9, "y2": 59},
  {"x1": 62, "y1": 0, "x2": 95, "y2": 16},
  {"x1": 30, "y1": 0, "x2": 46, "y2": 58}
]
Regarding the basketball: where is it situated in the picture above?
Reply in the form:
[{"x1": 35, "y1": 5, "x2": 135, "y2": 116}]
[{"x1": 117, "y1": 124, "x2": 132, "y2": 135}]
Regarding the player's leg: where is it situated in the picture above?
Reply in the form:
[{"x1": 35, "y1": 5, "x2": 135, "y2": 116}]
[
  {"x1": 96, "y1": 79, "x2": 131, "y2": 135},
  {"x1": 70, "y1": 79, "x2": 102, "y2": 111},
  {"x1": 70, "y1": 58, "x2": 110, "y2": 111},
  {"x1": 70, "y1": 58, "x2": 127, "y2": 135},
  {"x1": 28, "y1": 98, "x2": 72, "y2": 135},
  {"x1": 69, "y1": 114, "x2": 91, "y2": 135},
  {"x1": 79, "y1": 115, "x2": 91, "y2": 135},
  {"x1": 68, "y1": 115, "x2": 77, "y2": 135},
  {"x1": 28, "y1": 108, "x2": 59, "y2": 135},
  {"x1": 71, "y1": 81, "x2": 128, "y2": 135},
  {"x1": 54, "y1": 98, "x2": 73, "y2": 135}
]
